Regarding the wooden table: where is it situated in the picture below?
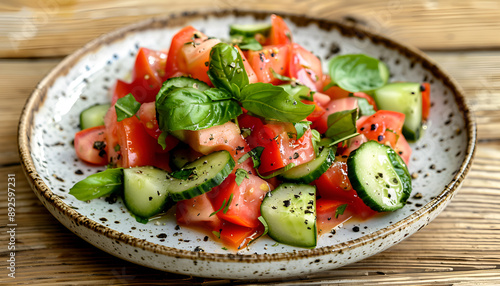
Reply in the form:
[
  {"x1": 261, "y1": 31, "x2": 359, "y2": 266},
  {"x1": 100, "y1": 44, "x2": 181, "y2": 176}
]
[{"x1": 1, "y1": 1, "x2": 500, "y2": 284}]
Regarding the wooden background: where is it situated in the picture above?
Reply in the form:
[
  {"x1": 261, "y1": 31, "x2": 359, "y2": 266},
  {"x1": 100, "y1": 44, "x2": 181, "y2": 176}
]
[{"x1": 1, "y1": 0, "x2": 500, "y2": 284}]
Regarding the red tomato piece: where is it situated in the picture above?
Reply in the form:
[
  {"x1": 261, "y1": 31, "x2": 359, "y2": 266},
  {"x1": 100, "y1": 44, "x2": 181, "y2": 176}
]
[
  {"x1": 421, "y1": 82, "x2": 431, "y2": 120},
  {"x1": 321, "y1": 74, "x2": 351, "y2": 100},
  {"x1": 357, "y1": 110, "x2": 405, "y2": 149},
  {"x1": 164, "y1": 26, "x2": 203, "y2": 79},
  {"x1": 312, "y1": 97, "x2": 359, "y2": 134},
  {"x1": 208, "y1": 173, "x2": 272, "y2": 228},
  {"x1": 314, "y1": 159, "x2": 354, "y2": 202},
  {"x1": 111, "y1": 48, "x2": 168, "y2": 104},
  {"x1": 74, "y1": 125, "x2": 108, "y2": 165},
  {"x1": 289, "y1": 43, "x2": 323, "y2": 91},
  {"x1": 316, "y1": 198, "x2": 352, "y2": 234},
  {"x1": 217, "y1": 220, "x2": 262, "y2": 250},
  {"x1": 151, "y1": 151, "x2": 172, "y2": 172},
  {"x1": 394, "y1": 133, "x2": 412, "y2": 165},
  {"x1": 247, "y1": 121, "x2": 316, "y2": 174},
  {"x1": 176, "y1": 193, "x2": 221, "y2": 231},
  {"x1": 267, "y1": 14, "x2": 292, "y2": 45},
  {"x1": 137, "y1": 102, "x2": 179, "y2": 153},
  {"x1": 339, "y1": 134, "x2": 368, "y2": 157},
  {"x1": 180, "y1": 37, "x2": 220, "y2": 84},
  {"x1": 116, "y1": 116, "x2": 157, "y2": 168},
  {"x1": 247, "y1": 44, "x2": 290, "y2": 85}
]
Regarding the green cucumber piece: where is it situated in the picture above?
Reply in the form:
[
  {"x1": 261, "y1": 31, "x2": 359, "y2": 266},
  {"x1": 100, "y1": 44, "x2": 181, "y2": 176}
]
[
  {"x1": 168, "y1": 150, "x2": 235, "y2": 201},
  {"x1": 279, "y1": 148, "x2": 334, "y2": 184},
  {"x1": 80, "y1": 104, "x2": 110, "y2": 130},
  {"x1": 347, "y1": 140, "x2": 412, "y2": 212},
  {"x1": 373, "y1": 82, "x2": 422, "y2": 141},
  {"x1": 123, "y1": 166, "x2": 173, "y2": 220},
  {"x1": 260, "y1": 183, "x2": 317, "y2": 248},
  {"x1": 229, "y1": 23, "x2": 272, "y2": 37}
]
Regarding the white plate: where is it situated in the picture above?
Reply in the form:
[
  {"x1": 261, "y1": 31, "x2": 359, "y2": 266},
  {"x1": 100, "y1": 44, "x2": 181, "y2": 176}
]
[{"x1": 18, "y1": 10, "x2": 476, "y2": 280}]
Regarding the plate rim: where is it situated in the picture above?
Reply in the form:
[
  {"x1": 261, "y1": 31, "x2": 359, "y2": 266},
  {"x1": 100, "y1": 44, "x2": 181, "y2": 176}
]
[{"x1": 18, "y1": 8, "x2": 477, "y2": 263}]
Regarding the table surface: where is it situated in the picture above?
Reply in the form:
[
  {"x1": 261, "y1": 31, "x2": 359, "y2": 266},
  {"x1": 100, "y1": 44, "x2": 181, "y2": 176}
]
[{"x1": 1, "y1": 1, "x2": 500, "y2": 284}]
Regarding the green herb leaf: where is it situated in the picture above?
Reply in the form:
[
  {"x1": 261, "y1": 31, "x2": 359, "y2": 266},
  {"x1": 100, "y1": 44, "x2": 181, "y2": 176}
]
[
  {"x1": 248, "y1": 146, "x2": 265, "y2": 169},
  {"x1": 280, "y1": 84, "x2": 311, "y2": 101},
  {"x1": 329, "y1": 132, "x2": 360, "y2": 147},
  {"x1": 223, "y1": 193, "x2": 234, "y2": 214},
  {"x1": 155, "y1": 87, "x2": 242, "y2": 131},
  {"x1": 212, "y1": 230, "x2": 221, "y2": 239},
  {"x1": 271, "y1": 68, "x2": 293, "y2": 82},
  {"x1": 335, "y1": 203, "x2": 348, "y2": 218},
  {"x1": 170, "y1": 167, "x2": 196, "y2": 180},
  {"x1": 208, "y1": 43, "x2": 249, "y2": 99},
  {"x1": 248, "y1": 216, "x2": 270, "y2": 245},
  {"x1": 235, "y1": 168, "x2": 249, "y2": 186},
  {"x1": 115, "y1": 93, "x2": 141, "y2": 122},
  {"x1": 355, "y1": 97, "x2": 377, "y2": 116},
  {"x1": 69, "y1": 168, "x2": 123, "y2": 201},
  {"x1": 157, "y1": 132, "x2": 168, "y2": 150},
  {"x1": 294, "y1": 121, "x2": 312, "y2": 140},
  {"x1": 325, "y1": 108, "x2": 358, "y2": 143},
  {"x1": 311, "y1": 129, "x2": 322, "y2": 156},
  {"x1": 240, "y1": 83, "x2": 315, "y2": 122},
  {"x1": 210, "y1": 199, "x2": 226, "y2": 217},
  {"x1": 328, "y1": 54, "x2": 389, "y2": 92}
]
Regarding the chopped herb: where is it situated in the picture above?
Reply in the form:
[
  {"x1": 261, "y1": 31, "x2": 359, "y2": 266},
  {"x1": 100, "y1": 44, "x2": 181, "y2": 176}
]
[
  {"x1": 335, "y1": 204, "x2": 348, "y2": 218},
  {"x1": 235, "y1": 168, "x2": 249, "y2": 186},
  {"x1": 115, "y1": 93, "x2": 141, "y2": 122}
]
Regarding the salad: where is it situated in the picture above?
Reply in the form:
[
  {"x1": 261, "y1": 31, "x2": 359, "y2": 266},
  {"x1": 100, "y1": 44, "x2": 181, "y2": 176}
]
[{"x1": 70, "y1": 15, "x2": 431, "y2": 250}]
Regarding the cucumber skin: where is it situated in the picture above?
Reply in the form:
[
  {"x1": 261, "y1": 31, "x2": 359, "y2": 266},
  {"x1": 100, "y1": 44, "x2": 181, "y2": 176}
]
[
  {"x1": 279, "y1": 148, "x2": 334, "y2": 184},
  {"x1": 347, "y1": 141, "x2": 412, "y2": 212},
  {"x1": 229, "y1": 23, "x2": 272, "y2": 37},
  {"x1": 169, "y1": 151, "x2": 236, "y2": 202}
]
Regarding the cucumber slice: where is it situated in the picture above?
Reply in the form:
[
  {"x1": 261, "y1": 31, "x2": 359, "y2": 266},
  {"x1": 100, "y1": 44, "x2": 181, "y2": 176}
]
[
  {"x1": 373, "y1": 82, "x2": 422, "y2": 141},
  {"x1": 123, "y1": 166, "x2": 173, "y2": 220},
  {"x1": 229, "y1": 23, "x2": 272, "y2": 37},
  {"x1": 168, "y1": 150, "x2": 235, "y2": 201},
  {"x1": 347, "y1": 140, "x2": 412, "y2": 212},
  {"x1": 261, "y1": 183, "x2": 317, "y2": 248},
  {"x1": 80, "y1": 104, "x2": 110, "y2": 130},
  {"x1": 279, "y1": 148, "x2": 334, "y2": 184}
]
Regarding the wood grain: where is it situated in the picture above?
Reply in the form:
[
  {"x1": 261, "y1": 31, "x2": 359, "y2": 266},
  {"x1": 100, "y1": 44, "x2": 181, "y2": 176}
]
[{"x1": 2, "y1": 0, "x2": 500, "y2": 58}]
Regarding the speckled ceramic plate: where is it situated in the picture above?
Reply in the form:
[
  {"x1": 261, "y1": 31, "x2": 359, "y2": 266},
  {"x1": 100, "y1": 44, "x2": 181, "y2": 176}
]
[{"x1": 18, "y1": 10, "x2": 476, "y2": 280}]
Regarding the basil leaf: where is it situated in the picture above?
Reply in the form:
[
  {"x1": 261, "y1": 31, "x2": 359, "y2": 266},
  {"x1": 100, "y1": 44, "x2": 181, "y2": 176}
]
[
  {"x1": 115, "y1": 93, "x2": 141, "y2": 122},
  {"x1": 311, "y1": 129, "x2": 322, "y2": 156},
  {"x1": 240, "y1": 83, "x2": 315, "y2": 122},
  {"x1": 294, "y1": 121, "x2": 312, "y2": 140},
  {"x1": 156, "y1": 87, "x2": 242, "y2": 131},
  {"x1": 335, "y1": 204, "x2": 348, "y2": 218},
  {"x1": 210, "y1": 199, "x2": 226, "y2": 217},
  {"x1": 328, "y1": 54, "x2": 389, "y2": 92},
  {"x1": 235, "y1": 168, "x2": 249, "y2": 186},
  {"x1": 329, "y1": 132, "x2": 360, "y2": 147},
  {"x1": 280, "y1": 84, "x2": 311, "y2": 101},
  {"x1": 325, "y1": 108, "x2": 358, "y2": 142},
  {"x1": 238, "y1": 146, "x2": 265, "y2": 169},
  {"x1": 355, "y1": 97, "x2": 376, "y2": 116},
  {"x1": 208, "y1": 43, "x2": 249, "y2": 99},
  {"x1": 157, "y1": 132, "x2": 168, "y2": 150},
  {"x1": 69, "y1": 168, "x2": 123, "y2": 201},
  {"x1": 170, "y1": 167, "x2": 196, "y2": 180}
]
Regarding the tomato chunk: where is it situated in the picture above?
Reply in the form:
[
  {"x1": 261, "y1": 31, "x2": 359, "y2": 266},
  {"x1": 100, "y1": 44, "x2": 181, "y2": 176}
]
[
  {"x1": 267, "y1": 14, "x2": 292, "y2": 45},
  {"x1": 176, "y1": 193, "x2": 221, "y2": 230},
  {"x1": 74, "y1": 126, "x2": 108, "y2": 165},
  {"x1": 421, "y1": 82, "x2": 431, "y2": 120},
  {"x1": 164, "y1": 26, "x2": 203, "y2": 79},
  {"x1": 137, "y1": 102, "x2": 179, "y2": 153},
  {"x1": 209, "y1": 173, "x2": 272, "y2": 228},
  {"x1": 316, "y1": 198, "x2": 352, "y2": 233},
  {"x1": 247, "y1": 44, "x2": 290, "y2": 85},
  {"x1": 181, "y1": 37, "x2": 220, "y2": 84},
  {"x1": 217, "y1": 220, "x2": 262, "y2": 250},
  {"x1": 357, "y1": 110, "x2": 405, "y2": 149},
  {"x1": 289, "y1": 43, "x2": 323, "y2": 91}
]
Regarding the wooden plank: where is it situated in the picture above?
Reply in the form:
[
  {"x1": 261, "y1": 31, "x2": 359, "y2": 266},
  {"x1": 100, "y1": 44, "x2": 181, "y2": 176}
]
[{"x1": 1, "y1": 0, "x2": 500, "y2": 58}]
